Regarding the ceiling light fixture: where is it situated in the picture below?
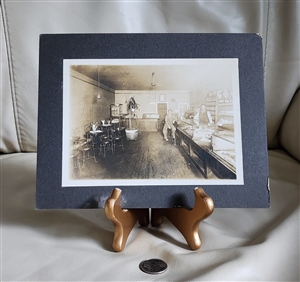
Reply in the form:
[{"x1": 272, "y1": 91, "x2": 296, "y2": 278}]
[{"x1": 97, "y1": 65, "x2": 101, "y2": 99}]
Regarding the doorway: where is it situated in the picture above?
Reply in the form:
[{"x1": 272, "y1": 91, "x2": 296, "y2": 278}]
[{"x1": 157, "y1": 103, "x2": 168, "y2": 131}]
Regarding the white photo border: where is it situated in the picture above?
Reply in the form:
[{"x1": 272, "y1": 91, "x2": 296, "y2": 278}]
[{"x1": 62, "y1": 58, "x2": 244, "y2": 187}]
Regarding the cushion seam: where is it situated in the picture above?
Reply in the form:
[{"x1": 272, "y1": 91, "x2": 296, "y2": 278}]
[{"x1": 1, "y1": 0, "x2": 24, "y2": 152}]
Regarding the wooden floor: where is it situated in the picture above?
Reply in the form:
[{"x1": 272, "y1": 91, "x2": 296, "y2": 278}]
[{"x1": 71, "y1": 131, "x2": 203, "y2": 180}]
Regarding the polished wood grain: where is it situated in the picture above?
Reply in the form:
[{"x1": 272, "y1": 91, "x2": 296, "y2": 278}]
[
  {"x1": 151, "y1": 187, "x2": 214, "y2": 250},
  {"x1": 104, "y1": 188, "x2": 149, "y2": 252}
]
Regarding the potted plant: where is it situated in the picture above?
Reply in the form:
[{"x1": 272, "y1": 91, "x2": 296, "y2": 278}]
[{"x1": 125, "y1": 97, "x2": 139, "y2": 140}]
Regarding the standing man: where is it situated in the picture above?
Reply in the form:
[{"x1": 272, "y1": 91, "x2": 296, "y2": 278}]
[
  {"x1": 163, "y1": 109, "x2": 176, "y2": 145},
  {"x1": 194, "y1": 104, "x2": 213, "y2": 125}
]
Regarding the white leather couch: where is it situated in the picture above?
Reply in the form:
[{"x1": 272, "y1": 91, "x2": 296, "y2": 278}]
[{"x1": 1, "y1": 1, "x2": 299, "y2": 281}]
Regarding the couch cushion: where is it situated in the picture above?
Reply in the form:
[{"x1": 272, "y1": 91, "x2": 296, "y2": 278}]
[
  {"x1": 1, "y1": 151, "x2": 299, "y2": 281},
  {"x1": 279, "y1": 89, "x2": 300, "y2": 161},
  {"x1": 263, "y1": 2, "x2": 300, "y2": 148},
  {"x1": 0, "y1": 7, "x2": 20, "y2": 153},
  {"x1": 1, "y1": 1, "x2": 299, "y2": 151}
]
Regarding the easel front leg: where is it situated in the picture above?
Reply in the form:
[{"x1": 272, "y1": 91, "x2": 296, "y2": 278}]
[
  {"x1": 105, "y1": 188, "x2": 149, "y2": 252},
  {"x1": 151, "y1": 187, "x2": 214, "y2": 250}
]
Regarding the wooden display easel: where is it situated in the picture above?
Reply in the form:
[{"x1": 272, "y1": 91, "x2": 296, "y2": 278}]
[{"x1": 104, "y1": 187, "x2": 214, "y2": 252}]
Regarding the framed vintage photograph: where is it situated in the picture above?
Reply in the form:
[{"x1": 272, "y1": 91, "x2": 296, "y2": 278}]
[
  {"x1": 36, "y1": 33, "x2": 269, "y2": 209},
  {"x1": 159, "y1": 94, "x2": 166, "y2": 102}
]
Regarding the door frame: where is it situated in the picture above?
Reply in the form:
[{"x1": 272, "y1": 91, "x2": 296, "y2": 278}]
[{"x1": 157, "y1": 102, "x2": 168, "y2": 131}]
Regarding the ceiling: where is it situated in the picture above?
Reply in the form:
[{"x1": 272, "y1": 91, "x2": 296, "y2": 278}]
[{"x1": 70, "y1": 60, "x2": 236, "y2": 92}]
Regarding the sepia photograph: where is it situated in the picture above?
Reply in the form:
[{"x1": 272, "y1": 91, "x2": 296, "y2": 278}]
[
  {"x1": 37, "y1": 33, "x2": 269, "y2": 209},
  {"x1": 62, "y1": 59, "x2": 244, "y2": 187}
]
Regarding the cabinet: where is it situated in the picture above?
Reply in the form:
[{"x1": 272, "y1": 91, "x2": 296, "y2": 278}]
[
  {"x1": 110, "y1": 104, "x2": 122, "y2": 118},
  {"x1": 137, "y1": 119, "x2": 158, "y2": 131},
  {"x1": 205, "y1": 95, "x2": 217, "y2": 123},
  {"x1": 215, "y1": 90, "x2": 234, "y2": 131},
  {"x1": 205, "y1": 92, "x2": 234, "y2": 131},
  {"x1": 216, "y1": 103, "x2": 234, "y2": 131},
  {"x1": 175, "y1": 127, "x2": 236, "y2": 179}
]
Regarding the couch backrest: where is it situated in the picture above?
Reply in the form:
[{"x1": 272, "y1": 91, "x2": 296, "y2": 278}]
[
  {"x1": 279, "y1": 89, "x2": 300, "y2": 161},
  {"x1": 1, "y1": 1, "x2": 299, "y2": 153}
]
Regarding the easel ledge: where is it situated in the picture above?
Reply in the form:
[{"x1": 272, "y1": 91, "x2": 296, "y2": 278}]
[{"x1": 104, "y1": 187, "x2": 214, "y2": 252}]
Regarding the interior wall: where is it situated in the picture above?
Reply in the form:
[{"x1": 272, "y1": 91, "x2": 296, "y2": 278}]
[
  {"x1": 189, "y1": 90, "x2": 207, "y2": 111},
  {"x1": 115, "y1": 90, "x2": 190, "y2": 118},
  {"x1": 69, "y1": 71, "x2": 115, "y2": 138}
]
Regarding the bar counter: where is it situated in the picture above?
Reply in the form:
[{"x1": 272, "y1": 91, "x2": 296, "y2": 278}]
[
  {"x1": 175, "y1": 120, "x2": 236, "y2": 179},
  {"x1": 123, "y1": 118, "x2": 158, "y2": 131},
  {"x1": 137, "y1": 118, "x2": 158, "y2": 131}
]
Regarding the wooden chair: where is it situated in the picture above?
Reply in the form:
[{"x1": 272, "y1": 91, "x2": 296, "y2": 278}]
[
  {"x1": 111, "y1": 129, "x2": 124, "y2": 152},
  {"x1": 99, "y1": 132, "x2": 114, "y2": 157}
]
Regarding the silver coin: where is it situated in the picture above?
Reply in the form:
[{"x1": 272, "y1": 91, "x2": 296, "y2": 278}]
[{"x1": 139, "y1": 258, "x2": 168, "y2": 275}]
